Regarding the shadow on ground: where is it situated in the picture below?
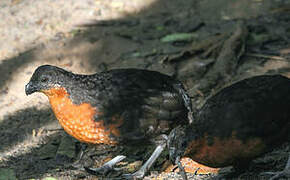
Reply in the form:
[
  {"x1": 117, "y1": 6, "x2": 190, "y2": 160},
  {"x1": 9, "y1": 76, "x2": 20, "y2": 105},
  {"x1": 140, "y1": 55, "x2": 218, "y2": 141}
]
[{"x1": 1, "y1": 0, "x2": 290, "y2": 179}]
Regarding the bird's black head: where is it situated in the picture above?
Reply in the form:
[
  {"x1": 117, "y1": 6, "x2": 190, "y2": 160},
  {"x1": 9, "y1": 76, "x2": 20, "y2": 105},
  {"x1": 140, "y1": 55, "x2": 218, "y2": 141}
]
[
  {"x1": 167, "y1": 126, "x2": 188, "y2": 164},
  {"x1": 25, "y1": 65, "x2": 71, "y2": 95}
]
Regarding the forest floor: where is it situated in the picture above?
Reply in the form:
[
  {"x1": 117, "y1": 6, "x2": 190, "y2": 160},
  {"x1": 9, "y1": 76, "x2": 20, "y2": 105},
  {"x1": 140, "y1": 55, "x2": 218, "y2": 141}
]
[{"x1": 0, "y1": 0, "x2": 290, "y2": 179}]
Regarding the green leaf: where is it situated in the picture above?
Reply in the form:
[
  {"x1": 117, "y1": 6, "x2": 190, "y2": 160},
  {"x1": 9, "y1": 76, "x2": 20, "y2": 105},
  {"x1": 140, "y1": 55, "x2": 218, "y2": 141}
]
[{"x1": 161, "y1": 33, "x2": 198, "y2": 43}]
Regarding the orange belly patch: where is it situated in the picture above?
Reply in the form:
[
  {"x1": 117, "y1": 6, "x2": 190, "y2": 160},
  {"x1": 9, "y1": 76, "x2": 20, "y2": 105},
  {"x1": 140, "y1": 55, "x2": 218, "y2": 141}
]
[
  {"x1": 185, "y1": 132, "x2": 266, "y2": 168},
  {"x1": 42, "y1": 87, "x2": 122, "y2": 145}
]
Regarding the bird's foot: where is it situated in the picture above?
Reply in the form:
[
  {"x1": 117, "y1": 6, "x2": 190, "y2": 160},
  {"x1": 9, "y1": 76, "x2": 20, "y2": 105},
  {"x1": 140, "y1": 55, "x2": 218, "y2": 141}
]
[
  {"x1": 85, "y1": 165, "x2": 113, "y2": 175},
  {"x1": 261, "y1": 169, "x2": 290, "y2": 180},
  {"x1": 175, "y1": 156, "x2": 188, "y2": 180},
  {"x1": 123, "y1": 143, "x2": 167, "y2": 179},
  {"x1": 261, "y1": 154, "x2": 290, "y2": 180},
  {"x1": 71, "y1": 159, "x2": 84, "y2": 169},
  {"x1": 122, "y1": 169, "x2": 145, "y2": 179},
  {"x1": 85, "y1": 155, "x2": 126, "y2": 175},
  {"x1": 70, "y1": 143, "x2": 89, "y2": 169}
]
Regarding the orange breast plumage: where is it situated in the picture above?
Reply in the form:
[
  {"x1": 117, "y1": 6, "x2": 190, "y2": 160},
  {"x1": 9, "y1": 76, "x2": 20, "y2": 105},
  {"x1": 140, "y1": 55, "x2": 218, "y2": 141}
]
[{"x1": 42, "y1": 87, "x2": 120, "y2": 145}]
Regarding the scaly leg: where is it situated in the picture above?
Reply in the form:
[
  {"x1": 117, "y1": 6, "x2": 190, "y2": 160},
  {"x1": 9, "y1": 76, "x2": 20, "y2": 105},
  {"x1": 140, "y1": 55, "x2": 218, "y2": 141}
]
[
  {"x1": 85, "y1": 155, "x2": 126, "y2": 175},
  {"x1": 71, "y1": 143, "x2": 88, "y2": 168},
  {"x1": 176, "y1": 156, "x2": 188, "y2": 180},
  {"x1": 122, "y1": 143, "x2": 166, "y2": 179},
  {"x1": 261, "y1": 153, "x2": 290, "y2": 180},
  {"x1": 173, "y1": 82, "x2": 194, "y2": 124}
]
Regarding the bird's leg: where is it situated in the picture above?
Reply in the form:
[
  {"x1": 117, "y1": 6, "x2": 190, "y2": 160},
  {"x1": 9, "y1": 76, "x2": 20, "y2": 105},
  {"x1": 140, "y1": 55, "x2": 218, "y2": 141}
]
[
  {"x1": 72, "y1": 143, "x2": 88, "y2": 168},
  {"x1": 78, "y1": 143, "x2": 88, "y2": 161},
  {"x1": 173, "y1": 83, "x2": 194, "y2": 124},
  {"x1": 261, "y1": 153, "x2": 290, "y2": 180},
  {"x1": 176, "y1": 156, "x2": 188, "y2": 180},
  {"x1": 123, "y1": 136, "x2": 167, "y2": 179},
  {"x1": 85, "y1": 155, "x2": 126, "y2": 175}
]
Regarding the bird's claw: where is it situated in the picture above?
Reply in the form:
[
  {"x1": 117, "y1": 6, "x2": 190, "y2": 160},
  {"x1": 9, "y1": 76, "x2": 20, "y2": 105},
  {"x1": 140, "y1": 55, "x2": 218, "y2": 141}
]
[
  {"x1": 71, "y1": 161, "x2": 85, "y2": 170},
  {"x1": 122, "y1": 170, "x2": 145, "y2": 179},
  {"x1": 85, "y1": 165, "x2": 113, "y2": 175},
  {"x1": 261, "y1": 169, "x2": 290, "y2": 180},
  {"x1": 85, "y1": 155, "x2": 126, "y2": 175}
]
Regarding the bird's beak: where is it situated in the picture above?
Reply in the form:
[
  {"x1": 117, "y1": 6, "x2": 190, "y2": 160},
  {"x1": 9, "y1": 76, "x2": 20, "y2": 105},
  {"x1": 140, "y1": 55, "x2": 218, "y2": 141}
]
[{"x1": 25, "y1": 82, "x2": 37, "y2": 95}]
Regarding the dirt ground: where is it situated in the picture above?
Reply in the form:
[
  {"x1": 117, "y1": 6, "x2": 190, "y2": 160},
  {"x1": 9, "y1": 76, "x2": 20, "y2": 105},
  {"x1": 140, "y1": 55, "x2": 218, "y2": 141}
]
[{"x1": 0, "y1": 0, "x2": 290, "y2": 179}]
